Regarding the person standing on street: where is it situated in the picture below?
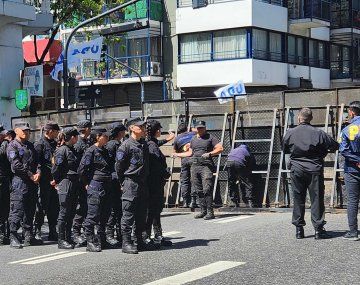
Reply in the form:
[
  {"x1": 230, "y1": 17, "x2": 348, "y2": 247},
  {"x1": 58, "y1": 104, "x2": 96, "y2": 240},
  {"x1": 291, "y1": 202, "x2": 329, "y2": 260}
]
[
  {"x1": 78, "y1": 127, "x2": 112, "y2": 252},
  {"x1": 73, "y1": 120, "x2": 92, "y2": 246},
  {"x1": 340, "y1": 101, "x2": 360, "y2": 240},
  {"x1": 7, "y1": 122, "x2": 42, "y2": 248},
  {"x1": 105, "y1": 122, "x2": 126, "y2": 247},
  {"x1": 144, "y1": 120, "x2": 172, "y2": 247},
  {"x1": 34, "y1": 121, "x2": 60, "y2": 242},
  {"x1": 226, "y1": 144, "x2": 256, "y2": 208},
  {"x1": 174, "y1": 121, "x2": 223, "y2": 220},
  {"x1": 116, "y1": 118, "x2": 151, "y2": 254},
  {"x1": 283, "y1": 108, "x2": 338, "y2": 240},
  {"x1": 173, "y1": 122, "x2": 197, "y2": 208},
  {"x1": 52, "y1": 127, "x2": 80, "y2": 249},
  {"x1": 0, "y1": 127, "x2": 12, "y2": 245}
]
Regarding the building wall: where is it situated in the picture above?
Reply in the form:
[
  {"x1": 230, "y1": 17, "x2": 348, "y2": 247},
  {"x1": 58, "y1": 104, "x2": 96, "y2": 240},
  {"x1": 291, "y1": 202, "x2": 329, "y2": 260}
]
[
  {"x1": 0, "y1": 23, "x2": 23, "y2": 128},
  {"x1": 288, "y1": 65, "x2": 330, "y2": 89}
]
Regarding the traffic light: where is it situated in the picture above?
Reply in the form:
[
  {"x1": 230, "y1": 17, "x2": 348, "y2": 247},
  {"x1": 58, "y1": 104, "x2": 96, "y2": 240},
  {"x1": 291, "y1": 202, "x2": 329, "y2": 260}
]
[{"x1": 68, "y1": 77, "x2": 78, "y2": 105}]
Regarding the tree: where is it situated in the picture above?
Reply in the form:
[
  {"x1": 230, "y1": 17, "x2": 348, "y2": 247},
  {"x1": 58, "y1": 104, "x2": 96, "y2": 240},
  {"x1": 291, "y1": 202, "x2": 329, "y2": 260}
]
[{"x1": 33, "y1": 0, "x2": 125, "y2": 65}]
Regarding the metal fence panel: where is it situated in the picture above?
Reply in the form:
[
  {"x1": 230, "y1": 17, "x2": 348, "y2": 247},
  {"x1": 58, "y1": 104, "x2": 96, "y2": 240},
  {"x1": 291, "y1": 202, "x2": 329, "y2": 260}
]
[{"x1": 49, "y1": 109, "x2": 87, "y2": 127}]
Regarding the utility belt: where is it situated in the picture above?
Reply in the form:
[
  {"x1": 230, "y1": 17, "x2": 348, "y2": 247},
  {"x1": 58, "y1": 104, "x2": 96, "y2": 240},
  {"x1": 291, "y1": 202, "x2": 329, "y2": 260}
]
[
  {"x1": 191, "y1": 157, "x2": 214, "y2": 166},
  {"x1": 93, "y1": 175, "x2": 112, "y2": 183}
]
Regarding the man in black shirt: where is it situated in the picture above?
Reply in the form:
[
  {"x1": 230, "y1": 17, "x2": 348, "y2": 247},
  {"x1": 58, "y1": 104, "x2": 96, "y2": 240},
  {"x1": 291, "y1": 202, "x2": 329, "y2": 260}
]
[
  {"x1": 175, "y1": 121, "x2": 223, "y2": 220},
  {"x1": 283, "y1": 108, "x2": 338, "y2": 239}
]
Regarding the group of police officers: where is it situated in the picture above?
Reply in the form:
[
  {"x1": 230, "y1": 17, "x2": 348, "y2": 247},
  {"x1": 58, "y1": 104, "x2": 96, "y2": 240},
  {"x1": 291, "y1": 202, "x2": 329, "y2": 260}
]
[{"x1": 0, "y1": 100, "x2": 359, "y2": 255}]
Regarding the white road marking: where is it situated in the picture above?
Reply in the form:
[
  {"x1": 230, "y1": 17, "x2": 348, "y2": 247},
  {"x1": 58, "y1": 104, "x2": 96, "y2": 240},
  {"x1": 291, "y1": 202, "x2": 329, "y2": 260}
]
[
  {"x1": 143, "y1": 261, "x2": 246, "y2": 285},
  {"x1": 9, "y1": 251, "x2": 68, "y2": 264},
  {"x1": 211, "y1": 215, "x2": 254, "y2": 224},
  {"x1": 20, "y1": 252, "x2": 87, "y2": 265},
  {"x1": 162, "y1": 231, "x2": 181, "y2": 237}
]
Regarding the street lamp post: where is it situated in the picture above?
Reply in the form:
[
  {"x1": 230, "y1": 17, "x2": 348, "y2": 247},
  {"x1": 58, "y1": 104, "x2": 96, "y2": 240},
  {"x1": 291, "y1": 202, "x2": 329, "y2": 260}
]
[{"x1": 62, "y1": 0, "x2": 141, "y2": 109}]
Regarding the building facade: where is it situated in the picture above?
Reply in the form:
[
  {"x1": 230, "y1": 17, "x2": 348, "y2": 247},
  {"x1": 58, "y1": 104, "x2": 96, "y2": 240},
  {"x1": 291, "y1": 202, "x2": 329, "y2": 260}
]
[{"x1": 0, "y1": 0, "x2": 52, "y2": 127}]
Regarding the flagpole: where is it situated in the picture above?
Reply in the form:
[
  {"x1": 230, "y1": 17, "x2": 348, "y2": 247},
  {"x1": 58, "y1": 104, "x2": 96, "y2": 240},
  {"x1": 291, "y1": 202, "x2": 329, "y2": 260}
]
[{"x1": 62, "y1": 0, "x2": 141, "y2": 109}]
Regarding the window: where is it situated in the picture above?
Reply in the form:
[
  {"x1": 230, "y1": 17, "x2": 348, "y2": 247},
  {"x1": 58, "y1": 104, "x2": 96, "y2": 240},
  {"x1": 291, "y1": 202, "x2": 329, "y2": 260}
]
[
  {"x1": 309, "y1": 40, "x2": 319, "y2": 66},
  {"x1": 297, "y1": 37, "x2": 305, "y2": 65},
  {"x1": 269, "y1": 32, "x2": 282, "y2": 61},
  {"x1": 288, "y1": 35, "x2": 296, "y2": 63},
  {"x1": 252, "y1": 29, "x2": 268, "y2": 59},
  {"x1": 128, "y1": 38, "x2": 148, "y2": 75},
  {"x1": 180, "y1": 33, "x2": 211, "y2": 63},
  {"x1": 213, "y1": 29, "x2": 247, "y2": 60}
]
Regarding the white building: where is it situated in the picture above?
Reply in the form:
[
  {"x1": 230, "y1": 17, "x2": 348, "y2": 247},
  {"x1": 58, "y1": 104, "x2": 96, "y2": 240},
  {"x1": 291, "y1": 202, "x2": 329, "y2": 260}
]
[
  {"x1": 174, "y1": 0, "x2": 359, "y2": 95},
  {"x1": 0, "y1": 0, "x2": 52, "y2": 128}
]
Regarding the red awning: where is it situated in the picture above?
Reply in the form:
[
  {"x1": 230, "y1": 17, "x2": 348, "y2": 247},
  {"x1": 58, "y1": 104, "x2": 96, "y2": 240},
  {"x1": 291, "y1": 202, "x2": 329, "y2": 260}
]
[{"x1": 23, "y1": 39, "x2": 62, "y2": 64}]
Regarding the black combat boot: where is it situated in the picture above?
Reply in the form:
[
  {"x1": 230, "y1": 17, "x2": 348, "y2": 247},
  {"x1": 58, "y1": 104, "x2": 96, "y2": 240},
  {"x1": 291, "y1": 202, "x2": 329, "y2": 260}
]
[
  {"x1": 24, "y1": 230, "x2": 42, "y2": 247},
  {"x1": 0, "y1": 223, "x2": 9, "y2": 245},
  {"x1": 73, "y1": 231, "x2": 87, "y2": 246},
  {"x1": 48, "y1": 225, "x2": 58, "y2": 241},
  {"x1": 115, "y1": 228, "x2": 122, "y2": 245},
  {"x1": 189, "y1": 196, "x2": 198, "y2": 209},
  {"x1": 203, "y1": 195, "x2": 215, "y2": 220},
  {"x1": 86, "y1": 235, "x2": 101, "y2": 252},
  {"x1": 194, "y1": 196, "x2": 207, "y2": 219},
  {"x1": 122, "y1": 235, "x2": 138, "y2": 254},
  {"x1": 182, "y1": 197, "x2": 191, "y2": 208},
  {"x1": 154, "y1": 226, "x2": 172, "y2": 247},
  {"x1": 106, "y1": 227, "x2": 119, "y2": 246},
  {"x1": 315, "y1": 227, "x2": 331, "y2": 240},
  {"x1": 296, "y1": 226, "x2": 304, "y2": 239},
  {"x1": 9, "y1": 233, "x2": 23, "y2": 249},
  {"x1": 34, "y1": 226, "x2": 43, "y2": 242},
  {"x1": 58, "y1": 225, "x2": 74, "y2": 249}
]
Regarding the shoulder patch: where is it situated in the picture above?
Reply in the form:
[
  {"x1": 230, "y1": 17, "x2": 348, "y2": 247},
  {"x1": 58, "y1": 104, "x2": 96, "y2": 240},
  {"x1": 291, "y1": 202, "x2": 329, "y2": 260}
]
[
  {"x1": 56, "y1": 156, "x2": 63, "y2": 165},
  {"x1": 116, "y1": 151, "x2": 124, "y2": 160},
  {"x1": 9, "y1": 150, "x2": 16, "y2": 159},
  {"x1": 84, "y1": 155, "x2": 91, "y2": 165},
  {"x1": 19, "y1": 148, "x2": 24, "y2": 156}
]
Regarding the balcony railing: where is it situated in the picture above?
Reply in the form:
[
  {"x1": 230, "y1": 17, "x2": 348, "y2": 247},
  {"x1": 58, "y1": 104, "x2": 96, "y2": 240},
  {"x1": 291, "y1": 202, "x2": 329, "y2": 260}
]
[
  {"x1": 75, "y1": 55, "x2": 162, "y2": 81},
  {"x1": 177, "y1": 0, "x2": 286, "y2": 8},
  {"x1": 288, "y1": 0, "x2": 331, "y2": 22},
  {"x1": 331, "y1": 8, "x2": 360, "y2": 29},
  {"x1": 330, "y1": 60, "x2": 360, "y2": 80}
]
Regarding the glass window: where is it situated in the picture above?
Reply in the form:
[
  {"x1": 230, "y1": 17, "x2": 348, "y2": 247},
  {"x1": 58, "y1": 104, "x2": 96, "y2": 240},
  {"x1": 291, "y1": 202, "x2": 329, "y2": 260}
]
[
  {"x1": 180, "y1": 33, "x2": 212, "y2": 63},
  {"x1": 297, "y1": 37, "x2": 305, "y2": 65},
  {"x1": 288, "y1": 35, "x2": 296, "y2": 63},
  {"x1": 309, "y1": 40, "x2": 319, "y2": 66},
  {"x1": 252, "y1": 29, "x2": 268, "y2": 59},
  {"x1": 128, "y1": 38, "x2": 148, "y2": 75},
  {"x1": 318, "y1": 42, "x2": 326, "y2": 68},
  {"x1": 269, "y1": 32, "x2": 282, "y2": 61},
  {"x1": 213, "y1": 29, "x2": 247, "y2": 60}
]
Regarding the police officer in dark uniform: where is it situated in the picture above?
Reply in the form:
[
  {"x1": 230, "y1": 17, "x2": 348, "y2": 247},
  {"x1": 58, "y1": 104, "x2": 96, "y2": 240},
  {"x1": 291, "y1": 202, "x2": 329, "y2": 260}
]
[
  {"x1": 116, "y1": 118, "x2": 150, "y2": 254},
  {"x1": 105, "y1": 122, "x2": 126, "y2": 246},
  {"x1": 7, "y1": 122, "x2": 42, "y2": 248},
  {"x1": 283, "y1": 108, "x2": 338, "y2": 239},
  {"x1": 173, "y1": 122, "x2": 197, "y2": 208},
  {"x1": 226, "y1": 144, "x2": 256, "y2": 208},
  {"x1": 34, "y1": 121, "x2": 60, "y2": 242},
  {"x1": 52, "y1": 127, "x2": 80, "y2": 249},
  {"x1": 340, "y1": 101, "x2": 360, "y2": 240},
  {"x1": 175, "y1": 121, "x2": 223, "y2": 220},
  {"x1": 73, "y1": 120, "x2": 92, "y2": 245},
  {"x1": 78, "y1": 126, "x2": 112, "y2": 252},
  {"x1": 144, "y1": 120, "x2": 172, "y2": 247},
  {"x1": 0, "y1": 127, "x2": 12, "y2": 245}
]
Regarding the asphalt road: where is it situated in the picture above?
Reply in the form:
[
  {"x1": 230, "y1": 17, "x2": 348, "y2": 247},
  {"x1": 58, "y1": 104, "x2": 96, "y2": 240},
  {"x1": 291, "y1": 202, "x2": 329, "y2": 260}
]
[{"x1": 0, "y1": 211, "x2": 359, "y2": 285}]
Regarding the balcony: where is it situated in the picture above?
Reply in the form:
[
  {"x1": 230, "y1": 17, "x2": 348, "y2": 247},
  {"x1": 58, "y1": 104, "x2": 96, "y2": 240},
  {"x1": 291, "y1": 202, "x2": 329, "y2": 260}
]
[
  {"x1": 331, "y1": 60, "x2": 360, "y2": 80},
  {"x1": 177, "y1": 0, "x2": 286, "y2": 8},
  {"x1": 331, "y1": 8, "x2": 360, "y2": 29},
  {"x1": 0, "y1": 0, "x2": 36, "y2": 26},
  {"x1": 74, "y1": 54, "x2": 163, "y2": 86},
  {"x1": 288, "y1": 0, "x2": 331, "y2": 29}
]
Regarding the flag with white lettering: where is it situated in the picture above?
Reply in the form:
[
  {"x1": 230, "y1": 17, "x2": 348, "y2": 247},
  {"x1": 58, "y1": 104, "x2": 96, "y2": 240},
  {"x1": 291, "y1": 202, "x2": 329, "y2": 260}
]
[{"x1": 214, "y1": 81, "x2": 246, "y2": 104}]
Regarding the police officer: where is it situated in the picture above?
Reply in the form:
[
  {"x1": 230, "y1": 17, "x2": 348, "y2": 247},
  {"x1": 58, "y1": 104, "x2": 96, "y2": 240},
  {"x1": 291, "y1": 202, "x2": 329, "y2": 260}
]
[
  {"x1": 7, "y1": 122, "x2": 42, "y2": 248},
  {"x1": 52, "y1": 127, "x2": 80, "y2": 249},
  {"x1": 116, "y1": 118, "x2": 150, "y2": 254},
  {"x1": 144, "y1": 120, "x2": 172, "y2": 247},
  {"x1": 226, "y1": 144, "x2": 256, "y2": 208},
  {"x1": 283, "y1": 108, "x2": 338, "y2": 239},
  {"x1": 174, "y1": 121, "x2": 223, "y2": 220},
  {"x1": 340, "y1": 101, "x2": 360, "y2": 240},
  {"x1": 78, "y1": 126, "x2": 112, "y2": 252},
  {"x1": 73, "y1": 120, "x2": 92, "y2": 245},
  {"x1": 34, "y1": 121, "x2": 60, "y2": 242},
  {"x1": 0, "y1": 128, "x2": 12, "y2": 245},
  {"x1": 105, "y1": 122, "x2": 126, "y2": 246},
  {"x1": 173, "y1": 122, "x2": 197, "y2": 208}
]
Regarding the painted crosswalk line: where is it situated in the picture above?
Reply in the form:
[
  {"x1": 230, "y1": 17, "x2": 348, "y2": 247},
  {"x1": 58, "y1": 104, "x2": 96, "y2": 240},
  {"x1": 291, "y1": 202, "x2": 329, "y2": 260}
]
[
  {"x1": 210, "y1": 215, "x2": 254, "y2": 224},
  {"x1": 162, "y1": 231, "x2": 181, "y2": 237},
  {"x1": 143, "y1": 261, "x2": 246, "y2": 285},
  {"x1": 9, "y1": 251, "x2": 86, "y2": 265}
]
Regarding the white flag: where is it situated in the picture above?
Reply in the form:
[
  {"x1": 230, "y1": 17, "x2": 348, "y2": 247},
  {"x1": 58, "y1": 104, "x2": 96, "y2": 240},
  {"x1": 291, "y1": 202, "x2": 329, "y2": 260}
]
[
  {"x1": 214, "y1": 81, "x2": 246, "y2": 104},
  {"x1": 51, "y1": 37, "x2": 104, "y2": 81}
]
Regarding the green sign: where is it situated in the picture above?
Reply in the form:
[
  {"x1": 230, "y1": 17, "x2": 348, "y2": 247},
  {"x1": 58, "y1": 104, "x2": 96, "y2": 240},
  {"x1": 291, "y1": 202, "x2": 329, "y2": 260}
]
[{"x1": 15, "y1": 89, "x2": 28, "y2": 110}]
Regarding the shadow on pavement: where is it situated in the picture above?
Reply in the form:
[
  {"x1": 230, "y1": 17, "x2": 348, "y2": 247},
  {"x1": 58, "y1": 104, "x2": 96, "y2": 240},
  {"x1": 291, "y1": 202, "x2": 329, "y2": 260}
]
[
  {"x1": 161, "y1": 213, "x2": 192, "y2": 218},
  {"x1": 162, "y1": 238, "x2": 220, "y2": 250},
  {"x1": 305, "y1": 230, "x2": 346, "y2": 239},
  {"x1": 214, "y1": 213, "x2": 255, "y2": 219}
]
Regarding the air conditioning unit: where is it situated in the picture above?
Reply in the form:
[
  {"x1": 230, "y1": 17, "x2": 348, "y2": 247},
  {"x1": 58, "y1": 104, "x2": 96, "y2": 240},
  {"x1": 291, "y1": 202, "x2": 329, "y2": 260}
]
[
  {"x1": 150, "y1": 62, "x2": 161, "y2": 76},
  {"x1": 193, "y1": 0, "x2": 208, "y2": 9}
]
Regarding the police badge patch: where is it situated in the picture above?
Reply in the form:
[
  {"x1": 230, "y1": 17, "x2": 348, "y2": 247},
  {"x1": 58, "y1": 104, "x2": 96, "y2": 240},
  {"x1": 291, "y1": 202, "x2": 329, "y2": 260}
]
[
  {"x1": 56, "y1": 156, "x2": 63, "y2": 165},
  {"x1": 116, "y1": 151, "x2": 124, "y2": 160},
  {"x1": 9, "y1": 150, "x2": 16, "y2": 159}
]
